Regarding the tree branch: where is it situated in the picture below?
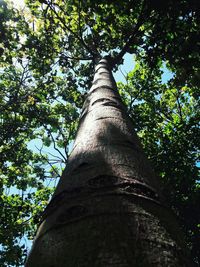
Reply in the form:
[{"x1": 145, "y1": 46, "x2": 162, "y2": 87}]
[
  {"x1": 47, "y1": 2, "x2": 98, "y2": 61},
  {"x1": 110, "y1": 1, "x2": 148, "y2": 69}
]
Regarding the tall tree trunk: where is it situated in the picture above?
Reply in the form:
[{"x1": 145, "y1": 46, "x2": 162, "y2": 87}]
[{"x1": 26, "y1": 58, "x2": 193, "y2": 266}]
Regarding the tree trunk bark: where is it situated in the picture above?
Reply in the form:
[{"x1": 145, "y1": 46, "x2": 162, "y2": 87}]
[{"x1": 26, "y1": 58, "x2": 193, "y2": 267}]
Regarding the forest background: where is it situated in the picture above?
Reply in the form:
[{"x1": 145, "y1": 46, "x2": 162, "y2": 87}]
[{"x1": 0, "y1": 0, "x2": 199, "y2": 266}]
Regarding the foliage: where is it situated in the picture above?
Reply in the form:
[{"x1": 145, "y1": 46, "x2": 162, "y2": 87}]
[
  {"x1": 118, "y1": 59, "x2": 200, "y2": 262},
  {"x1": 0, "y1": 0, "x2": 199, "y2": 265}
]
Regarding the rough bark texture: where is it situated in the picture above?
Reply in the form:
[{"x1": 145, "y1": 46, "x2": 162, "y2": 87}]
[{"x1": 26, "y1": 58, "x2": 193, "y2": 267}]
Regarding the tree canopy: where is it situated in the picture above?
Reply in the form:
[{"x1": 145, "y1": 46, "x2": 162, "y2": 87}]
[{"x1": 0, "y1": 0, "x2": 199, "y2": 265}]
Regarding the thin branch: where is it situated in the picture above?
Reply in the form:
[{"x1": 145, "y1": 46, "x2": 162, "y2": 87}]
[
  {"x1": 119, "y1": 67, "x2": 128, "y2": 82},
  {"x1": 36, "y1": 144, "x2": 61, "y2": 178},
  {"x1": 46, "y1": 128, "x2": 67, "y2": 162},
  {"x1": 110, "y1": 1, "x2": 149, "y2": 69},
  {"x1": 47, "y1": 2, "x2": 98, "y2": 60},
  {"x1": 176, "y1": 91, "x2": 183, "y2": 122},
  {"x1": 45, "y1": 151, "x2": 64, "y2": 161}
]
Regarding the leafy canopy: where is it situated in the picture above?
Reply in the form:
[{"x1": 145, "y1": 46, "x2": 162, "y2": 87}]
[{"x1": 0, "y1": 0, "x2": 199, "y2": 265}]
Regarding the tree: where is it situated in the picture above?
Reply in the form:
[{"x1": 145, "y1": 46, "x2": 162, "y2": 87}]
[
  {"x1": 25, "y1": 56, "x2": 195, "y2": 266},
  {"x1": 0, "y1": 0, "x2": 199, "y2": 265}
]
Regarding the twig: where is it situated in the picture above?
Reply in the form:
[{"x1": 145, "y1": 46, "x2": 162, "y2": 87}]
[
  {"x1": 47, "y1": 2, "x2": 97, "y2": 60},
  {"x1": 35, "y1": 144, "x2": 61, "y2": 178}
]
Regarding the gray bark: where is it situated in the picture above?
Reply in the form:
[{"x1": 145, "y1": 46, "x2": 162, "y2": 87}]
[{"x1": 25, "y1": 58, "x2": 193, "y2": 267}]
